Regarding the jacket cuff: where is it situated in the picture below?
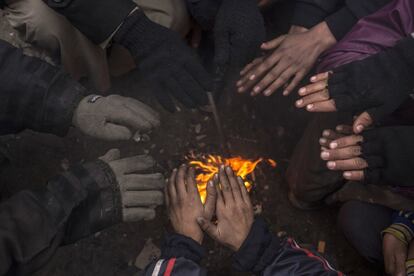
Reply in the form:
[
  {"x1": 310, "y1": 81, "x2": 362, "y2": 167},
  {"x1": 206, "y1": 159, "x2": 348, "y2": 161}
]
[
  {"x1": 161, "y1": 233, "x2": 206, "y2": 264},
  {"x1": 325, "y1": 6, "x2": 358, "y2": 41},
  {"x1": 233, "y1": 217, "x2": 282, "y2": 273},
  {"x1": 291, "y1": 3, "x2": 328, "y2": 29}
]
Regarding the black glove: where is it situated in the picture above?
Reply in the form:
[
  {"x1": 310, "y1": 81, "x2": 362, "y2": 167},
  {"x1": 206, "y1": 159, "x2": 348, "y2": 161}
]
[
  {"x1": 361, "y1": 126, "x2": 414, "y2": 186},
  {"x1": 186, "y1": 0, "x2": 222, "y2": 30},
  {"x1": 114, "y1": 10, "x2": 211, "y2": 112},
  {"x1": 329, "y1": 37, "x2": 414, "y2": 123},
  {"x1": 214, "y1": 0, "x2": 265, "y2": 70}
]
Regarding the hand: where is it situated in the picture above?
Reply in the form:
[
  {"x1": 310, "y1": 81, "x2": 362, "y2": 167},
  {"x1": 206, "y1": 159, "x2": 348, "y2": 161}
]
[
  {"x1": 214, "y1": 0, "x2": 265, "y2": 69},
  {"x1": 166, "y1": 165, "x2": 217, "y2": 244},
  {"x1": 383, "y1": 233, "x2": 407, "y2": 276},
  {"x1": 72, "y1": 95, "x2": 160, "y2": 141},
  {"x1": 100, "y1": 149, "x2": 165, "y2": 221},
  {"x1": 197, "y1": 166, "x2": 254, "y2": 251},
  {"x1": 237, "y1": 22, "x2": 336, "y2": 96}
]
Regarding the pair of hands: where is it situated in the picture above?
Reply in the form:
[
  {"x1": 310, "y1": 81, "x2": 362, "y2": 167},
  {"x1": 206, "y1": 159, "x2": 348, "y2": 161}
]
[
  {"x1": 166, "y1": 165, "x2": 254, "y2": 251},
  {"x1": 72, "y1": 94, "x2": 160, "y2": 141},
  {"x1": 237, "y1": 22, "x2": 336, "y2": 97},
  {"x1": 383, "y1": 234, "x2": 414, "y2": 276}
]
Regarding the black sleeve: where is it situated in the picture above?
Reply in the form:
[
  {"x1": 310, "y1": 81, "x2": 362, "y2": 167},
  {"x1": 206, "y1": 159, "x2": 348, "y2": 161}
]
[
  {"x1": 0, "y1": 160, "x2": 117, "y2": 275},
  {"x1": 0, "y1": 39, "x2": 85, "y2": 137},
  {"x1": 291, "y1": 0, "x2": 344, "y2": 29}
]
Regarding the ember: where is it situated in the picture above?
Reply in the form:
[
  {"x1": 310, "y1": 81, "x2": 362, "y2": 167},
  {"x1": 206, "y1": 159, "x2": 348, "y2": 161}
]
[{"x1": 188, "y1": 154, "x2": 277, "y2": 203}]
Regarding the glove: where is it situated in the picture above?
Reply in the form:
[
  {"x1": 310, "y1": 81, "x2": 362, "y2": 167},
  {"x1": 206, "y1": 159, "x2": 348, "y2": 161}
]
[
  {"x1": 214, "y1": 0, "x2": 265, "y2": 69},
  {"x1": 65, "y1": 149, "x2": 164, "y2": 243},
  {"x1": 186, "y1": 0, "x2": 221, "y2": 30},
  {"x1": 328, "y1": 37, "x2": 414, "y2": 123},
  {"x1": 72, "y1": 94, "x2": 160, "y2": 141},
  {"x1": 383, "y1": 211, "x2": 414, "y2": 245},
  {"x1": 361, "y1": 126, "x2": 414, "y2": 186},
  {"x1": 114, "y1": 11, "x2": 211, "y2": 112}
]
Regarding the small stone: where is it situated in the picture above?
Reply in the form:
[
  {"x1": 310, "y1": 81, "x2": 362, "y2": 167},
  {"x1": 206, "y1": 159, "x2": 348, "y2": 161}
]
[
  {"x1": 159, "y1": 149, "x2": 165, "y2": 154},
  {"x1": 195, "y1": 124, "x2": 202, "y2": 134},
  {"x1": 61, "y1": 158, "x2": 70, "y2": 171},
  {"x1": 253, "y1": 204, "x2": 263, "y2": 215},
  {"x1": 264, "y1": 185, "x2": 269, "y2": 190},
  {"x1": 143, "y1": 149, "x2": 150, "y2": 154},
  {"x1": 94, "y1": 232, "x2": 101, "y2": 238},
  {"x1": 150, "y1": 144, "x2": 156, "y2": 149},
  {"x1": 209, "y1": 250, "x2": 214, "y2": 254},
  {"x1": 135, "y1": 239, "x2": 161, "y2": 270},
  {"x1": 204, "y1": 116, "x2": 209, "y2": 121},
  {"x1": 198, "y1": 143, "x2": 206, "y2": 148},
  {"x1": 133, "y1": 133, "x2": 151, "y2": 143},
  {"x1": 196, "y1": 135, "x2": 207, "y2": 141}
]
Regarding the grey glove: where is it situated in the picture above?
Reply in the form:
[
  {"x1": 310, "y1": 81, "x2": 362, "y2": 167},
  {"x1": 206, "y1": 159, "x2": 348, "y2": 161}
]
[{"x1": 72, "y1": 95, "x2": 160, "y2": 141}]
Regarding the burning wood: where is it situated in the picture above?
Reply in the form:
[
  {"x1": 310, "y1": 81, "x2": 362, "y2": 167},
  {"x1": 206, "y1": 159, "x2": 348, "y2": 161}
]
[{"x1": 187, "y1": 154, "x2": 277, "y2": 203}]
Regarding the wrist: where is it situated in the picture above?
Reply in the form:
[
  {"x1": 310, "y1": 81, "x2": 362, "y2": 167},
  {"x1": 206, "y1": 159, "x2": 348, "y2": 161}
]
[
  {"x1": 162, "y1": 233, "x2": 206, "y2": 264},
  {"x1": 309, "y1": 22, "x2": 336, "y2": 54}
]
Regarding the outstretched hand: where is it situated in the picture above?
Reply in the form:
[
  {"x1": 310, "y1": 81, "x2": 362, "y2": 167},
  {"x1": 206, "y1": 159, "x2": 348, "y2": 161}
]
[{"x1": 197, "y1": 166, "x2": 254, "y2": 251}]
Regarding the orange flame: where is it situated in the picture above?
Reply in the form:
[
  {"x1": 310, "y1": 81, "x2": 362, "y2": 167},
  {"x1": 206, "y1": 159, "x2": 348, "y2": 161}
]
[{"x1": 188, "y1": 154, "x2": 277, "y2": 203}]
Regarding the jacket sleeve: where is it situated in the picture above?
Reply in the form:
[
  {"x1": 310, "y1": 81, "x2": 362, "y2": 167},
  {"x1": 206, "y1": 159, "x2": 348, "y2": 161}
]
[
  {"x1": 0, "y1": 160, "x2": 116, "y2": 276},
  {"x1": 292, "y1": 0, "x2": 391, "y2": 41},
  {"x1": 0, "y1": 39, "x2": 85, "y2": 137}
]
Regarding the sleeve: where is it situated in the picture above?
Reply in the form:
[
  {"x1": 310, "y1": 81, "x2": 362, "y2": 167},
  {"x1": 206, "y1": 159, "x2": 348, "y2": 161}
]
[
  {"x1": 144, "y1": 234, "x2": 207, "y2": 276},
  {"x1": 0, "y1": 39, "x2": 85, "y2": 137},
  {"x1": 233, "y1": 217, "x2": 342, "y2": 276},
  {"x1": 383, "y1": 210, "x2": 414, "y2": 245},
  {"x1": 0, "y1": 160, "x2": 117, "y2": 276},
  {"x1": 291, "y1": 0, "x2": 344, "y2": 29}
]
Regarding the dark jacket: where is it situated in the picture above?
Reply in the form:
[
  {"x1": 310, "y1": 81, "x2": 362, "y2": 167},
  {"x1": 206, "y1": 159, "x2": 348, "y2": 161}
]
[
  {"x1": 292, "y1": 0, "x2": 392, "y2": 40},
  {"x1": 145, "y1": 218, "x2": 343, "y2": 276}
]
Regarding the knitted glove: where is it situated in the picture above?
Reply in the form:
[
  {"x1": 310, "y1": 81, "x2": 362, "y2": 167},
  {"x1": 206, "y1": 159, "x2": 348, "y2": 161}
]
[
  {"x1": 361, "y1": 126, "x2": 414, "y2": 186},
  {"x1": 328, "y1": 37, "x2": 414, "y2": 123},
  {"x1": 186, "y1": 0, "x2": 222, "y2": 30},
  {"x1": 214, "y1": 0, "x2": 265, "y2": 69},
  {"x1": 114, "y1": 10, "x2": 211, "y2": 112}
]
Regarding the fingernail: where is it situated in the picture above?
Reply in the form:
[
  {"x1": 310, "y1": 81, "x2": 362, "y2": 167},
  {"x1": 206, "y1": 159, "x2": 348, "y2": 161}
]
[
  {"x1": 356, "y1": 125, "x2": 364, "y2": 132},
  {"x1": 319, "y1": 138, "x2": 327, "y2": 144},
  {"x1": 306, "y1": 104, "x2": 314, "y2": 110},
  {"x1": 238, "y1": 87, "x2": 245, "y2": 93},
  {"x1": 330, "y1": 142, "x2": 338, "y2": 149},
  {"x1": 311, "y1": 76, "x2": 317, "y2": 82},
  {"x1": 299, "y1": 88, "x2": 306, "y2": 95},
  {"x1": 327, "y1": 161, "x2": 336, "y2": 169},
  {"x1": 196, "y1": 217, "x2": 204, "y2": 224},
  {"x1": 343, "y1": 172, "x2": 352, "y2": 178},
  {"x1": 264, "y1": 90, "x2": 271, "y2": 96},
  {"x1": 236, "y1": 81, "x2": 242, "y2": 86},
  {"x1": 321, "y1": 151, "x2": 330, "y2": 160},
  {"x1": 296, "y1": 99, "x2": 303, "y2": 107},
  {"x1": 322, "y1": 130, "x2": 330, "y2": 137},
  {"x1": 283, "y1": 90, "x2": 289, "y2": 96},
  {"x1": 254, "y1": 86, "x2": 260, "y2": 93},
  {"x1": 249, "y1": 75, "x2": 256, "y2": 80},
  {"x1": 336, "y1": 125, "x2": 343, "y2": 131},
  {"x1": 173, "y1": 168, "x2": 177, "y2": 172}
]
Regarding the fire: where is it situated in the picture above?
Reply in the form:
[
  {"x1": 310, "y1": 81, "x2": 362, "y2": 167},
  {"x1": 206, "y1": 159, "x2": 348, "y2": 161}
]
[{"x1": 188, "y1": 154, "x2": 277, "y2": 203}]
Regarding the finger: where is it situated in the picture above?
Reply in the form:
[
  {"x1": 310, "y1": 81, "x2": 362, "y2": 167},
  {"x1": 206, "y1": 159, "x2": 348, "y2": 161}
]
[
  {"x1": 296, "y1": 90, "x2": 329, "y2": 109},
  {"x1": 336, "y1": 125, "x2": 353, "y2": 135},
  {"x1": 322, "y1": 129, "x2": 343, "y2": 140},
  {"x1": 197, "y1": 217, "x2": 219, "y2": 240},
  {"x1": 263, "y1": 66, "x2": 297, "y2": 96},
  {"x1": 100, "y1": 123, "x2": 132, "y2": 141},
  {"x1": 168, "y1": 168, "x2": 178, "y2": 202},
  {"x1": 214, "y1": 174, "x2": 225, "y2": 207},
  {"x1": 326, "y1": 158, "x2": 368, "y2": 171},
  {"x1": 239, "y1": 57, "x2": 263, "y2": 77},
  {"x1": 251, "y1": 58, "x2": 290, "y2": 96},
  {"x1": 204, "y1": 180, "x2": 217, "y2": 220},
  {"x1": 343, "y1": 170, "x2": 365, "y2": 181},
  {"x1": 164, "y1": 186, "x2": 170, "y2": 208},
  {"x1": 284, "y1": 70, "x2": 306, "y2": 96},
  {"x1": 186, "y1": 167, "x2": 198, "y2": 196},
  {"x1": 190, "y1": 25, "x2": 202, "y2": 48},
  {"x1": 175, "y1": 165, "x2": 188, "y2": 198},
  {"x1": 110, "y1": 155, "x2": 155, "y2": 174},
  {"x1": 119, "y1": 173, "x2": 165, "y2": 191},
  {"x1": 353, "y1": 112, "x2": 374, "y2": 134},
  {"x1": 261, "y1": 35, "x2": 286, "y2": 50},
  {"x1": 305, "y1": 100, "x2": 337, "y2": 112},
  {"x1": 310, "y1": 72, "x2": 330, "y2": 83},
  {"x1": 319, "y1": 137, "x2": 332, "y2": 147},
  {"x1": 330, "y1": 135, "x2": 363, "y2": 149},
  {"x1": 99, "y1": 148, "x2": 121, "y2": 163},
  {"x1": 320, "y1": 146, "x2": 361, "y2": 161},
  {"x1": 298, "y1": 80, "x2": 328, "y2": 97},
  {"x1": 395, "y1": 254, "x2": 407, "y2": 276},
  {"x1": 237, "y1": 176, "x2": 251, "y2": 206},
  {"x1": 123, "y1": 191, "x2": 164, "y2": 207},
  {"x1": 122, "y1": 97, "x2": 160, "y2": 128},
  {"x1": 225, "y1": 166, "x2": 242, "y2": 202},
  {"x1": 219, "y1": 166, "x2": 234, "y2": 205},
  {"x1": 123, "y1": 207, "x2": 156, "y2": 222}
]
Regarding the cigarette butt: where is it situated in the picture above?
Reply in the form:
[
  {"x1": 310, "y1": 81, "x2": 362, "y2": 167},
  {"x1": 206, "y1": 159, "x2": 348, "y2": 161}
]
[{"x1": 317, "y1": 241, "x2": 326, "y2": 254}]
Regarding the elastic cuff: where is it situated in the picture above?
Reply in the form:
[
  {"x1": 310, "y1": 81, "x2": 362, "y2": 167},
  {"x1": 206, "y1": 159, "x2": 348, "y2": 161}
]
[
  {"x1": 406, "y1": 259, "x2": 414, "y2": 276},
  {"x1": 161, "y1": 233, "x2": 206, "y2": 264},
  {"x1": 382, "y1": 224, "x2": 414, "y2": 245},
  {"x1": 233, "y1": 217, "x2": 282, "y2": 273},
  {"x1": 291, "y1": 3, "x2": 328, "y2": 29},
  {"x1": 325, "y1": 7, "x2": 357, "y2": 41}
]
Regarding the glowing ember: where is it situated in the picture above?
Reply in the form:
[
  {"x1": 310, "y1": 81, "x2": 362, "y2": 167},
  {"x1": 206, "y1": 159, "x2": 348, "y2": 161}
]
[{"x1": 188, "y1": 154, "x2": 277, "y2": 203}]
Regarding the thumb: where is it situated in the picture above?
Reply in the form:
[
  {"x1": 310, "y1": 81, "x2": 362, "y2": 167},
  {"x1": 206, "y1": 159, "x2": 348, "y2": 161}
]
[
  {"x1": 100, "y1": 123, "x2": 133, "y2": 141},
  {"x1": 99, "y1": 148, "x2": 121, "y2": 163},
  {"x1": 204, "y1": 181, "x2": 217, "y2": 220},
  {"x1": 353, "y1": 112, "x2": 373, "y2": 134},
  {"x1": 261, "y1": 35, "x2": 286, "y2": 50},
  {"x1": 197, "y1": 217, "x2": 218, "y2": 239}
]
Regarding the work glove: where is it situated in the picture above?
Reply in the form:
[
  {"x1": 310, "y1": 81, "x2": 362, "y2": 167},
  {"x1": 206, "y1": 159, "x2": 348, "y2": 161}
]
[
  {"x1": 214, "y1": 0, "x2": 265, "y2": 70},
  {"x1": 361, "y1": 126, "x2": 414, "y2": 186},
  {"x1": 72, "y1": 94, "x2": 160, "y2": 141},
  {"x1": 65, "y1": 149, "x2": 165, "y2": 242},
  {"x1": 114, "y1": 10, "x2": 212, "y2": 112},
  {"x1": 328, "y1": 37, "x2": 414, "y2": 123}
]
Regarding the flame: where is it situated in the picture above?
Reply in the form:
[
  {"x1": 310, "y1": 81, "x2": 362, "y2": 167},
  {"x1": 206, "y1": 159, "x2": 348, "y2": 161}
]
[{"x1": 188, "y1": 154, "x2": 277, "y2": 203}]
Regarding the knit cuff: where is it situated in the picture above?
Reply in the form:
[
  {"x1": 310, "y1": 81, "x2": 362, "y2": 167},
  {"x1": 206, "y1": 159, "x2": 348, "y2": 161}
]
[
  {"x1": 291, "y1": 3, "x2": 328, "y2": 29},
  {"x1": 382, "y1": 223, "x2": 414, "y2": 245},
  {"x1": 161, "y1": 233, "x2": 206, "y2": 264},
  {"x1": 325, "y1": 6, "x2": 358, "y2": 41},
  {"x1": 407, "y1": 259, "x2": 414, "y2": 276}
]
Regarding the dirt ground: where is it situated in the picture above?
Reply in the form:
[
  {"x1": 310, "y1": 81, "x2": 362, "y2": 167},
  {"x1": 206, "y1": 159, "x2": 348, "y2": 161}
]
[{"x1": 0, "y1": 3, "x2": 380, "y2": 276}]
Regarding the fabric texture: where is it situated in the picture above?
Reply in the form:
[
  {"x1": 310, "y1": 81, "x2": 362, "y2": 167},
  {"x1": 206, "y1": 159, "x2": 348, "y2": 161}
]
[{"x1": 185, "y1": 0, "x2": 221, "y2": 30}]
